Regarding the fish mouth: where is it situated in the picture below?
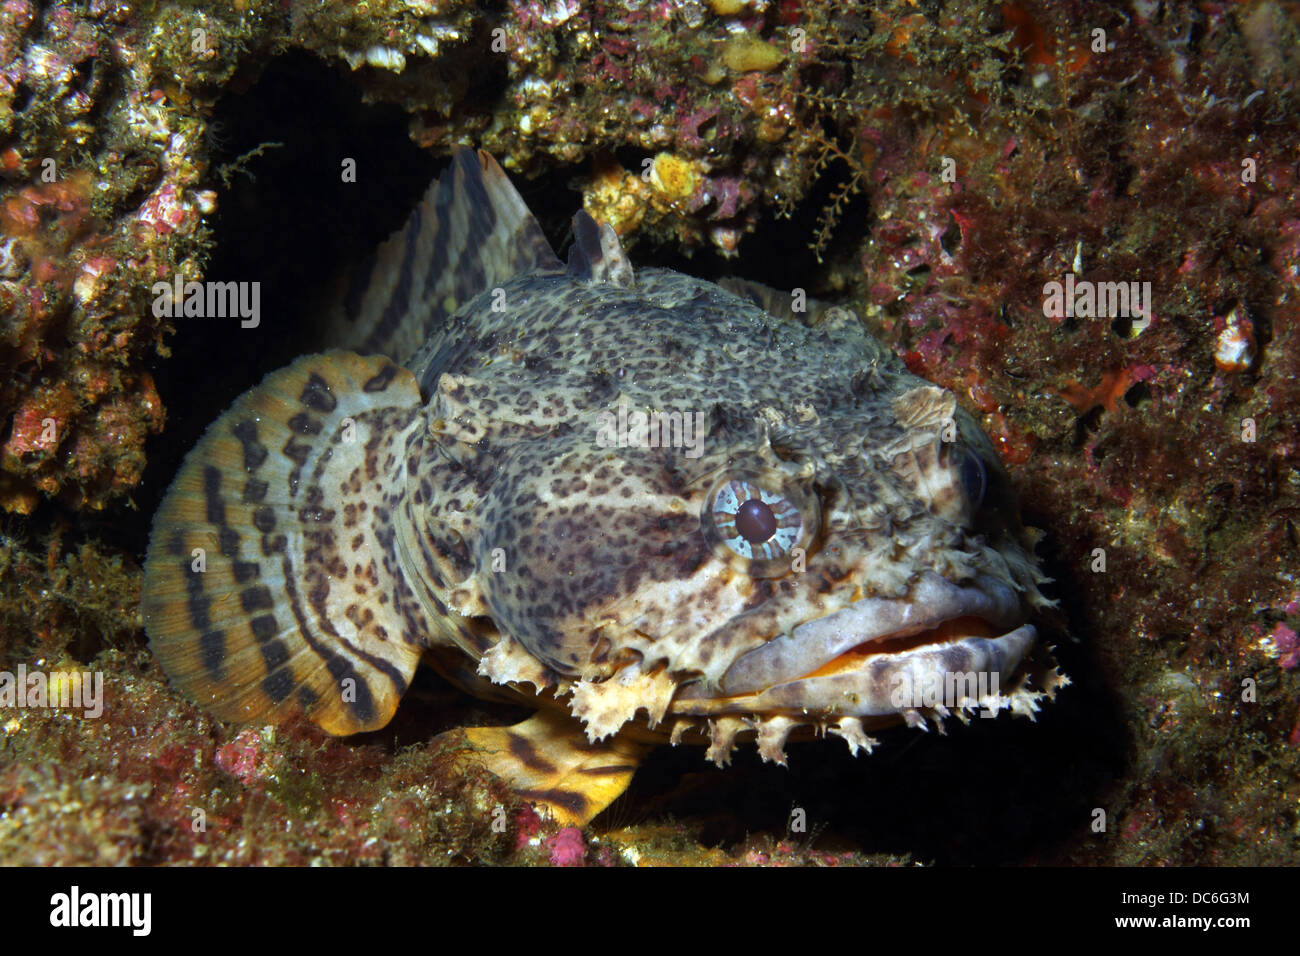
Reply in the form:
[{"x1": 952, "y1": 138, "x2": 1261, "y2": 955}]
[{"x1": 676, "y1": 571, "x2": 1036, "y2": 717}]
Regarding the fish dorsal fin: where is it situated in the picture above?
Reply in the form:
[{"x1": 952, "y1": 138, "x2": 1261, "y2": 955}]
[
  {"x1": 326, "y1": 148, "x2": 562, "y2": 365},
  {"x1": 566, "y1": 210, "x2": 635, "y2": 288}
]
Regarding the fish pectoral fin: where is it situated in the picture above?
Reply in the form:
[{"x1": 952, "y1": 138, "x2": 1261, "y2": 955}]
[
  {"x1": 438, "y1": 711, "x2": 647, "y2": 827},
  {"x1": 142, "y1": 351, "x2": 429, "y2": 737}
]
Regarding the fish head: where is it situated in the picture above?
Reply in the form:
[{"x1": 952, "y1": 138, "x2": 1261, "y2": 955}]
[{"x1": 437, "y1": 281, "x2": 1061, "y2": 756}]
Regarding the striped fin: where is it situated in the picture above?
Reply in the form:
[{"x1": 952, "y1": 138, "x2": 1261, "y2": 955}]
[
  {"x1": 566, "y1": 209, "x2": 635, "y2": 288},
  {"x1": 325, "y1": 148, "x2": 562, "y2": 364},
  {"x1": 440, "y1": 711, "x2": 647, "y2": 827},
  {"x1": 142, "y1": 351, "x2": 431, "y2": 736}
]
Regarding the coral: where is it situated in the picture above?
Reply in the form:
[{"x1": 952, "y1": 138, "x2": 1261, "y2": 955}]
[
  {"x1": 0, "y1": 1, "x2": 251, "y2": 512},
  {"x1": 812, "y1": 0, "x2": 1300, "y2": 865},
  {"x1": 546, "y1": 825, "x2": 586, "y2": 866}
]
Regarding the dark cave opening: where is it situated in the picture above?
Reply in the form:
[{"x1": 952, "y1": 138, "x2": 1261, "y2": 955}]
[{"x1": 137, "y1": 50, "x2": 441, "y2": 538}]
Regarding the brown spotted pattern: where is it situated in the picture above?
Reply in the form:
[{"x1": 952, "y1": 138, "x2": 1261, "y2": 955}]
[
  {"x1": 144, "y1": 149, "x2": 1061, "y2": 793},
  {"x1": 143, "y1": 352, "x2": 433, "y2": 736},
  {"x1": 402, "y1": 268, "x2": 1051, "y2": 706}
]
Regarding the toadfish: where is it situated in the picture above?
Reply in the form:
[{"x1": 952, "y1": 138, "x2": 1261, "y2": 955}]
[{"x1": 143, "y1": 149, "x2": 1066, "y2": 825}]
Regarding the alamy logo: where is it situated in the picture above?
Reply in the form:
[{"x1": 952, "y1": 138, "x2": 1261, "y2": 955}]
[
  {"x1": 890, "y1": 669, "x2": 1001, "y2": 717},
  {"x1": 0, "y1": 664, "x2": 103, "y2": 718},
  {"x1": 152, "y1": 275, "x2": 260, "y2": 328},
  {"x1": 50, "y1": 886, "x2": 151, "y2": 936},
  {"x1": 595, "y1": 402, "x2": 706, "y2": 459},
  {"x1": 1042, "y1": 273, "x2": 1152, "y2": 323}
]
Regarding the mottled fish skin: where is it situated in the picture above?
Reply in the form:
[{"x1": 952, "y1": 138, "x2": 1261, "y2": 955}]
[{"x1": 143, "y1": 149, "x2": 1066, "y2": 820}]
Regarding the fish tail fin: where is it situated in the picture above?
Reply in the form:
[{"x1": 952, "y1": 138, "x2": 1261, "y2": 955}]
[
  {"x1": 325, "y1": 148, "x2": 562, "y2": 364},
  {"x1": 142, "y1": 351, "x2": 431, "y2": 735}
]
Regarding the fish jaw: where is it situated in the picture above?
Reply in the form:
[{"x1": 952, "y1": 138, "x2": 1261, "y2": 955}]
[
  {"x1": 660, "y1": 569, "x2": 1066, "y2": 765},
  {"x1": 674, "y1": 620, "x2": 1038, "y2": 719},
  {"x1": 710, "y1": 570, "x2": 1025, "y2": 698},
  {"x1": 674, "y1": 570, "x2": 1038, "y2": 716}
]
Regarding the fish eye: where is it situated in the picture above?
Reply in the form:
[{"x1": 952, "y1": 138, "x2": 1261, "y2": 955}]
[
  {"x1": 710, "y1": 478, "x2": 801, "y2": 560},
  {"x1": 704, "y1": 473, "x2": 817, "y2": 573}
]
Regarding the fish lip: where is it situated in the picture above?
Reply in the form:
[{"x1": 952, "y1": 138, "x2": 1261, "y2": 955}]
[
  {"x1": 696, "y1": 570, "x2": 1026, "y2": 699},
  {"x1": 733, "y1": 623, "x2": 1038, "y2": 718}
]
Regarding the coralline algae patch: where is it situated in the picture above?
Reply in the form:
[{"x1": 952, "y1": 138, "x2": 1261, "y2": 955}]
[
  {"x1": 840, "y1": 2, "x2": 1300, "y2": 862},
  {"x1": 0, "y1": 656, "x2": 516, "y2": 865},
  {"x1": 0, "y1": 0, "x2": 233, "y2": 512}
]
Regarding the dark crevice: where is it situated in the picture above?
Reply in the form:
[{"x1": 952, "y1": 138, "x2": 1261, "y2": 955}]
[{"x1": 139, "y1": 50, "x2": 440, "y2": 525}]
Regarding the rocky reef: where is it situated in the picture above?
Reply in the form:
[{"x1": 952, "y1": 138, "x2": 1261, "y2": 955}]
[{"x1": 1, "y1": 0, "x2": 1298, "y2": 865}]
